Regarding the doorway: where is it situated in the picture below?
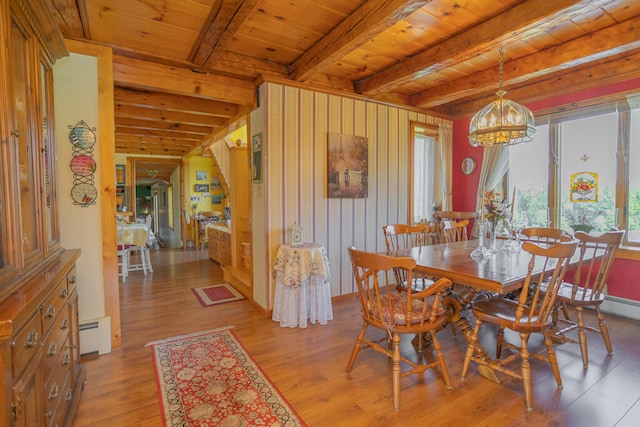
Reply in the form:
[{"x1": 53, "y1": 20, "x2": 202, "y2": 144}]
[{"x1": 131, "y1": 158, "x2": 182, "y2": 248}]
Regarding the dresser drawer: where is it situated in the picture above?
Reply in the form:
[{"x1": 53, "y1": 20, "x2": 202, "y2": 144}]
[
  {"x1": 48, "y1": 373, "x2": 72, "y2": 427},
  {"x1": 42, "y1": 278, "x2": 69, "y2": 335},
  {"x1": 43, "y1": 320, "x2": 71, "y2": 383},
  {"x1": 44, "y1": 357, "x2": 70, "y2": 422},
  {"x1": 12, "y1": 312, "x2": 43, "y2": 377}
]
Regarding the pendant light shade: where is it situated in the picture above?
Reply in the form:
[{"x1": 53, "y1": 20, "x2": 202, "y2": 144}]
[{"x1": 468, "y1": 48, "x2": 536, "y2": 147}]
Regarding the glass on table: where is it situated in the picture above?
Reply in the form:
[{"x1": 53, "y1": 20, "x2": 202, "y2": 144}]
[{"x1": 510, "y1": 212, "x2": 529, "y2": 249}]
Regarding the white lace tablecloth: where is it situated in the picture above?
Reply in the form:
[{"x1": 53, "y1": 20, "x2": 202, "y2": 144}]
[{"x1": 272, "y1": 243, "x2": 333, "y2": 328}]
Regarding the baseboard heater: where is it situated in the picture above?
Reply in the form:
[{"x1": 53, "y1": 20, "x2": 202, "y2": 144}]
[
  {"x1": 601, "y1": 295, "x2": 640, "y2": 322},
  {"x1": 79, "y1": 316, "x2": 112, "y2": 355}
]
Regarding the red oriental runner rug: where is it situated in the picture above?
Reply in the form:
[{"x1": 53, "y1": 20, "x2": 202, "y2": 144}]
[
  {"x1": 150, "y1": 328, "x2": 306, "y2": 426},
  {"x1": 191, "y1": 283, "x2": 245, "y2": 307}
]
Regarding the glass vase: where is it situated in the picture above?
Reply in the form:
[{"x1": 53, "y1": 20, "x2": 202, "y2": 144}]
[{"x1": 487, "y1": 220, "x2": 498, "y2": 253}]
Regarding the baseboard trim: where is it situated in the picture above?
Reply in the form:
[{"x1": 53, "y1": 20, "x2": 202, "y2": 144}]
[{"x1": 600, "y1": 295, "x2": 640, "y2": 321}]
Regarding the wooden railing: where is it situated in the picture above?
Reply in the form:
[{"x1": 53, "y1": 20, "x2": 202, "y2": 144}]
[{"x1": 210, "y1": 140, "x2": 231, "y2": 194}]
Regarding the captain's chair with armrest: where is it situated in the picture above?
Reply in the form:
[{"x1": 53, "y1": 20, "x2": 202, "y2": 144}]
[
  {"x1": 438, "y1": 219, "x2": 470, "y2": 243},
  {"x1": 346, "y1": 247, "x2": 453, "y2": 410},
  {"x1": 383, "y1": 223, "x2": 437, "y2": 292},
  {"x1": 549, "y1": 230, "x2": 624, "y2": 368},
  {"x1": 520, "y1": 227, "x2": 573, "y2": 244},
  {"x1": 461, "y1": 239, "x2": 579, "y2": 411},
  {"x1": 434, "y1": 211, "x2": 477, "y2": 239}
]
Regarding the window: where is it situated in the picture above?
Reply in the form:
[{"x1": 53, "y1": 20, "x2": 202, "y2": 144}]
[
  {"x1": 508, "y1": 124, "x2": 550, "y2": 226},
  {"x1": 629, "y1": 108, "x2": 640, "y2": 242},
  {"x1": 411, "y1": 123, "x2": 436, "y2": 224},
  {"x1": 508, "y1": 100, "x2": 640, "y2": 245}
]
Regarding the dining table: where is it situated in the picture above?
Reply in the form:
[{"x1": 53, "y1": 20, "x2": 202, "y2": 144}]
[
  {"x1": 120, "y1": 222, "x2": 150, "y2": 246},
  {"x1": 390, "y1": 238, "x2": 591, "y2": 382}
]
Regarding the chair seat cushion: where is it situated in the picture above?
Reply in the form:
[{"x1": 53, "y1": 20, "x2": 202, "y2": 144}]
[
  {"x1": 540, "y1": 281, "x2": 605, "y2": 306},
  {"x1": 377, "y1": 292, "x2": 444, "y2": 326},
  {"x1": 402, "y1": 277, "x2": 436, "y2": 290},
  {"x1": 556, "y1": 283, "x2": 605, "y2": 305},
  {"x1": 472, "y1": 298, "x2": 549, "y2": 331}
]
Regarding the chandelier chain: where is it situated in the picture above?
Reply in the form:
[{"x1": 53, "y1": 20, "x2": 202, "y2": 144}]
[{"x1": 498, "y1": 48, "x2": 504, "y2": 93}]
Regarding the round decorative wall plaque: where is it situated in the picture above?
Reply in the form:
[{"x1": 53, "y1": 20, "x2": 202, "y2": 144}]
[
  {"x1": 461, "y1": 157, "x2": 476, "y2": 175},
  {"x1": 68, "y1": 120, "x2": 97, "y2": 207}
]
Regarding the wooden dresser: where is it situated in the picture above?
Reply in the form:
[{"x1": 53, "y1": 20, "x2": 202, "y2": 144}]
[
  {"x1": 1, "y1": 249, "x2": 84, "y2": 426},
  {"x1": 0, "y1": 0, "x2": 85, "y2": 424}
]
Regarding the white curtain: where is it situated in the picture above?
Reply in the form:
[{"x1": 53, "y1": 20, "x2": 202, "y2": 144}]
[
  {"x1": 475, "y1": 145, "x2": 510, "y2": 213},
  {"x1": 438, "y1": 123, "x2": 453, "y2": 210}
]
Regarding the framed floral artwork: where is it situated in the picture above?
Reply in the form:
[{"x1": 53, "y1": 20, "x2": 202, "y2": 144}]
[{"x1": 570, "y1": 171, "x2": 598, "y2": 202}]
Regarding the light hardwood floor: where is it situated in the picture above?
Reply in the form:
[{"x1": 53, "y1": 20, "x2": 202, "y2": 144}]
[{"x1": 73, "y1": 248, "x2": 640, "y2": 426}]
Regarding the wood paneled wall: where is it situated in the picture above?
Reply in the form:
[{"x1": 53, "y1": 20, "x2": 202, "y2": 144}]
[{"x1": 252, "y1": 83, "x2": 450, "y2": 308}]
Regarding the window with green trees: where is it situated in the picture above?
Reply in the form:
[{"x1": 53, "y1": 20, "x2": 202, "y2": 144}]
[{"x1": 508, "y1": 99, "x2": 640, "y2": 246}]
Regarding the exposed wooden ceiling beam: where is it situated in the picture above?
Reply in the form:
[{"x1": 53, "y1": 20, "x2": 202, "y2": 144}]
[
  {"x1": 113, "y1": 55, "x2": 256, "y2": 106},
  {"x1": 115, "y1": 126, "x2": 204, "y2": 141},
  {"x1": 449, "y1": 49, "x2": 640, "y2": 118},
  {"x1": 114, "y1": 117, "x2": 213, "y2": 135},
  {"x1": 289, "y1": 0, "x2": 430, "y2": 82},
  {"x1": 114, "y1": 142, "x2": 190, "y2": 157},
  {"x1": 48, "y1": 0, "x2": 89, "y2": 39},
  {"x1": 115, "y1": 104, "x2": 229, "y2": 127},
  {"x1": 78, "y1": 41, "x2": 288, "y2": 79},
  {"x1": 114, "y1": 87, "x2": 238, "y2": 118},
  {"x1": 410, "y1": 15, "x2": 640, "y2": 108},
  {"x1": 355, "y1": 0, "x2": 613, "y2": 95},
  {"x1": 191, "y1": 0, "x2": 260, "y2": 67}
]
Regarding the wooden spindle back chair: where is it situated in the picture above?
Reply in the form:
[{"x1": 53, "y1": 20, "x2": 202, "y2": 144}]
[
  {"x1": 382, "y1": 223, "x2": 426, "y2": 252},
  {"x1": 461, "y1": 240, "x2": 579, "y2": 411},
  {"x1": 520, "y1": 227, "x2": 573, "y2": 244},
  {"x1": 434, "y1": 211, "x2": 476, "y2": 239},
  {"x1": 439, "y1": 219, "x2": 470, "y2": 243},
  {"x1": 346, "y1": 246, "x2": 453, "y2": 410},
  {"x1": 551, "y1": 230, "x2": 625, "y2": 368},
  {"x1": 383, "y1": 223, "x2": 436, "y2": 292}
]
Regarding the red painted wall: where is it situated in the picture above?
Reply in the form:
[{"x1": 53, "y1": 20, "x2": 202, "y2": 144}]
[{"x1": 451, "y1": 77, "x2": 640, "y2": 301}]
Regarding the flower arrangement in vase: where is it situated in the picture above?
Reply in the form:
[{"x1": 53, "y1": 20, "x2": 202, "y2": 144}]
[
  {"x1": 483, "y1": 191, "x2": 511, "y2": 229},
  {"x1": 478, "y1": 191, "x2": 512, "y2": 253}
]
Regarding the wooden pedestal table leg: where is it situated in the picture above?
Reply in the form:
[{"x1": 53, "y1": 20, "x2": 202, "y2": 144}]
[{"x1": 452, "y1": 288, "x2": 500, "y2": 383}]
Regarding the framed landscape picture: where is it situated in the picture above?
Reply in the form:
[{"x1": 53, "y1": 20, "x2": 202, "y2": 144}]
[{"x1": 327, "y1": 133, "x2": 368, "y2": 198}]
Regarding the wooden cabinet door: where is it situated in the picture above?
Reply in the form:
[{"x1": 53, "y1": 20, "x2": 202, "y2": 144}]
[
  {"x1": 40, "y1": 63, "x2": 59, "y2": 254},
  {"x1": 10, "y1": 17, "x2": 42, "y2": 265},
  {"x1": 11, "y1": 355, "x2": 44, "y2": 427}
]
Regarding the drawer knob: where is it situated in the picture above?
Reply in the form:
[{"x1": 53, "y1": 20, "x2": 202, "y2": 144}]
[
  {"x1": 65, "y1": 389, "x2": 73, "y2": 402},
  {"x1": 24, "y1": 331, "x2": 39, "y2": 348},
  {"x1": 11, "y1": 399, "x2": 21, "y2": 420},
  {"x1": 48, "y1": 383, "x2": 59, "y2": 400},
  {"x1": 45, "y1": 305, "x2": 56, "y2": 319},
  {"x1": 59, "y1": 287, "x2": 69, "y2": 299},
  {"x1": 63, "y1": 352, "x2": 71, "y2": 365},
  {"x1": 61, "y1": 318, "x2": 69, "y2": 330},
  {"x1": 47, "y1": 342, "x2": 58, "y2": 357},
  {"x1": 70, "y1": 275, "x2": 77, "y2": 284}
]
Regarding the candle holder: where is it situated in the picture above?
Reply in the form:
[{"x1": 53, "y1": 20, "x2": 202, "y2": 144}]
[{"x1": 471, "y1": 220, "x2": 495, "y2": 259}]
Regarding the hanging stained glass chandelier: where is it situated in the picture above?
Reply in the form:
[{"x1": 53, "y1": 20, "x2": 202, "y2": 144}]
[{"x1": 468, "y1": 48, "x2": 536, "y2": 147}]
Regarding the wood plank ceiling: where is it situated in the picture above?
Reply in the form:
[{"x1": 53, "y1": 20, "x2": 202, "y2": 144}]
[{"x1": 50, "y1": 0, "x2": 640, "y2": 158}]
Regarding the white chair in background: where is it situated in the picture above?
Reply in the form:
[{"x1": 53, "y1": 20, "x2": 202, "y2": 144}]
[{"x1": 116, "y1": 216, "x2": 130, "y2": 282}]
